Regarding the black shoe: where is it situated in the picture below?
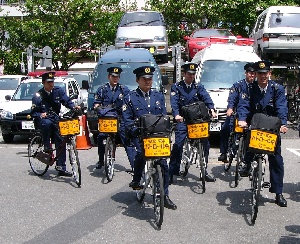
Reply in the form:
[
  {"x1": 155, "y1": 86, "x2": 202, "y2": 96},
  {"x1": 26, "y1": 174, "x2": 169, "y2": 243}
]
[
  {"x1": 275, "y1": 194, "x2": 287, "y2": 207},
  {"x1": 164, "y1": 196, "x2": 177, "y2": 210},
  {"x1": 240, "y1": 165, "x2": 251, "y2": 177},
  {"x1": 129, "y1": 181, "x2": 142, "y2": 190},
  {"x1": 57, "y1": 170, "x2": 73, "y2": 177},
  {"x1": 44, "y1": 147, "x2": 53, "y2": 154},
  {"x1": 169, "y1": 175, "x2": 174, "y2": 185},
  {"x1": 205, "y1": 174, "x2": 216, "y2": 182},
  {"x1": 96, "y1": 161, "x2": 104, "y2": 169},
  {"x1": 218, "y1": 153, "x2": 227, "y2": 162}
]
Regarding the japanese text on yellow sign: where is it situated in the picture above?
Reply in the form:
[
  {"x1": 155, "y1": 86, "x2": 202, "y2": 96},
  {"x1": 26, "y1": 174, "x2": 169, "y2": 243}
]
[
  {"x1": 143, "y1": 137, "x2": 171, "y2": 157},
  {"x1": 98, "y1": 119, "x2": 118, "y2": 133},
  {"x1": 249, "y1": 130, "x2": 277, "y2": 153},
  {"x1": 59, "y1": 119, "x2": 80, "y2": 136},
  {"x1": 187, "y1": 122, "x2": 209, "y2": 139}
]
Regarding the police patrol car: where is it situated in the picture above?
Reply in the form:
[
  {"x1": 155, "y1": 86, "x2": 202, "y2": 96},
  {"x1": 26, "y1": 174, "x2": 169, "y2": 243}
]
[
  {"x1": 192, "y1": 44, "x2": 261, "y2": 132},
  {"x1": 0, "y1": 72, "x2": 83, "y2": 143}
]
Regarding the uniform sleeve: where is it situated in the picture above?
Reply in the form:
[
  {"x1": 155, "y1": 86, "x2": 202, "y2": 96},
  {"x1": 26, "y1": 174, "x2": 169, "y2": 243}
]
[
  {"x1": 274, "y1": 85, "x2": 288, "y2": 125},
  {"x1": 93, "y1": 87, "x2": 103, "y2": 107},
  {"x1": 170, "y1": 84, "x2": 180, "y2": 117},
  {"x1": 227, "y1": 83, "x2": 239, "y2": 109},
  {"x1": 160, "y1": 93, "x2": 167, "y2": 115},
  {"x1": 236, "y1": 92, "x2": 250, "y2": 121},
  {"x1": 60, "y1": 88, "x2": 75, "y2": 109},
  {"x1": 31, "y1": 95, "x2": 42, "y2": 118},
  {"x1": 122, "y1": 94, "x2": 137, "y2": 136},
  {"x1": 197, "y1": 84, "x2": 215, "y2": 109}
]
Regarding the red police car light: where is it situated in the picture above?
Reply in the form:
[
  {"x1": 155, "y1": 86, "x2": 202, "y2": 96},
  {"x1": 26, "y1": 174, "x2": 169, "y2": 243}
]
[
  {"x1": 28, "y1": 71, "x2": 68, "y2": 77},
  {"x1": 124, "y1": 41, "x2": 131, "y2": 48}
]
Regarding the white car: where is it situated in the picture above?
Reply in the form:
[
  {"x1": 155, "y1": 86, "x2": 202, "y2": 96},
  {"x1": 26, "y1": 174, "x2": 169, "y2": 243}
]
[
  {"x1": 192, "y1": 44, "x2": 261, "y2": 133},
  {"x1": 0, "y1": 75, "x2": 83, "y2": 143},
  {"x1": 0, "y1": 75, "x2": 27, "y2": 111}
]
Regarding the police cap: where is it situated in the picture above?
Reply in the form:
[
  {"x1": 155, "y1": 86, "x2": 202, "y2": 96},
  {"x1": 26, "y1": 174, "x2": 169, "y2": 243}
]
[
  {"x1": 244, "y1": 62, "x2": 255, "y2": 72},
  {"x1": 42, "y1": 71, "x2": 55, "y2": 82},
  {"x1": 133, "y1": 66, "x2": 155, "y2": 78},
  {"x1": 107, "y1": 67, "x2": 123, "y2": 76},
  {"x1": 255, "y1": 61, "x2": 272, "y2": 73},
  {"x1": 182, "y1": 63, "x2": 198, "y2": 73}
]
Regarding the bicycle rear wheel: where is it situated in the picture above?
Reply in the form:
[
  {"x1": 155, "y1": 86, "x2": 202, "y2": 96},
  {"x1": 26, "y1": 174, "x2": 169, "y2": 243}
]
[
  {"x1": 251, "y1": 157, "x2": 262, "y2": 224},
  {"x1": 198, "y1": 142, "x2": 206, "y2": 193},
  {"x1": 235, "y1": 136, "x2": 245, "y2": 187},
  {"x1": 68, "y1": 138, "x2": 81, "y2": 187},
  {"x1": 153, "y1": 163, "x2": 164, "y2": 228},
  {"x1": 104, "y1": 137, "x2": 115, "y2": 182},
  {"x1": 28, "y1": 134, "x2": 49, "y2": 176}
]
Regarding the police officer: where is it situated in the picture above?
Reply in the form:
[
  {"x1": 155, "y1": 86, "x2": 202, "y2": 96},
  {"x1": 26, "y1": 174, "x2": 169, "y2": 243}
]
[
  {"x1": 123, "y1": 66, "x2": 177, "y2": 210},
  {"x1": 93, "y1": 67, "x2": 136, "y2": 169},
  {"x1": 31, "y1": 71, "x2": 79, "y2": 176},
  {"x1": 238, "y1": 61, "x2": 288, "y2": 207},
  {"x1": 169, "y1": 63, "x2": 217, "y2": 184},
  {"x1": 218, "y1": 63, "x2": 256, "y2": 162}
]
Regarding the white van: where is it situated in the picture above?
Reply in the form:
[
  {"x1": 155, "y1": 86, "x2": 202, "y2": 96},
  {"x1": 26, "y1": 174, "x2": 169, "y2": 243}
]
[
  {"x1": 192, "y1": 44, "x2": 261, "y2": 132},
  {"x1": 250, "y1": 6, "x2": 300, "y2": 60},
  {"x1": 115, "y1": 10, "x2": 168, "y2": 63}
]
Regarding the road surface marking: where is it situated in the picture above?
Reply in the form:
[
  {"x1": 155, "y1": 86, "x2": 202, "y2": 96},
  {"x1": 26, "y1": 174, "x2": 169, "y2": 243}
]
[{"x1": 286, "y1": 148, "x2": 300, "y2": 157}]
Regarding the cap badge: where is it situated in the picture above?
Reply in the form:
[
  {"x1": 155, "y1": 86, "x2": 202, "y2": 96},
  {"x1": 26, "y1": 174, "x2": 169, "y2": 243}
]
[
  {"x1": 259, "y1": 63, "x2": 265, "y2": 69},
  {"x1": 114, "y1": 68, "x2": 118, "y2": 73},
  {"x1": 145, "y1": 67, "x2": 150, "y2": 73}
]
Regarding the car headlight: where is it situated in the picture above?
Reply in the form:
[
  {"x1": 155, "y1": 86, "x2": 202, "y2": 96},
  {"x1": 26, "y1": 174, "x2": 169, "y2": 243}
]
[
  {"x1": 196, "y1": 41, "x2": 209, "y2": 46},
  {"x1": 1, "y1": 110, "x2": 14, "y2": 120},
  {"x1": 116, "y1": 37, "x2": 128, "y2": 43},
  {"x1": 154, "y1": 36, "x2": 167, "y2": 42}
]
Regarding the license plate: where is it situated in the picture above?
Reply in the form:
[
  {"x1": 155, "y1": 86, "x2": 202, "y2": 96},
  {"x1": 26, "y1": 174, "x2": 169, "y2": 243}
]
[
  {"x1": 22, "y1": 121, "x2": 35, "y2": 130},
  {"x1": 249, "y1": 130, "x2": 278, "y2": 153},
  {"x1": 98, "y1": 119, "x2": 118, "y2": 133},
  {"x1": 187, "y1": 122, "x2": 209, "y2": 139},
  {"x1": 58, "y1": 119, "x2": 80, "y2": 136},
  {"x1": 143, "y1": 137, "x2": 171, "y2": 157},
  {"x1": 209, "y1": 122, "x2": 222, "y2": 131}
]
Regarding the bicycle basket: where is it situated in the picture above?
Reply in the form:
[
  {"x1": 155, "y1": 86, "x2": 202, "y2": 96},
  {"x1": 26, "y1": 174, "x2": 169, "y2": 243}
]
[
  {"x1": 186, "y1": 120, "x2": 209, "y2": 139},
  {"x1": 98, "y1": 106, "x2": 119, "y2": 133},
  {"x1": 247, "y1": 113, "x2": 280, "y2": 154},
  {"x1": 181, "y1": 101, "x2": 210, "y2": 123},
  {"x1": 139, "y1": 114, "x2": 171, "y2": 137},
  {"x1": 234, "y1": 119, "x2": 244, "y2": 133},
  {"x1": 58, "y1": 118, "x2": 80, "y2": 136},
  {"x1": 143, "y1": 136, "x2": 171, "y2": 159}
]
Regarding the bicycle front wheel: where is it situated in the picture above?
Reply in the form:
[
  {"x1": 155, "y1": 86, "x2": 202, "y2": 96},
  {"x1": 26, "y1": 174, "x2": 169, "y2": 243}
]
[
  {"x1": 180, "y1": 139, "x2": 190, "y2": 177},
  {"x1": 104, "y1": 137, "x2": 115, "y2": 182},
  {"x1": 198, "y1": 142, "x2": 206, "y2": 193},
  {"x1": 153, "y1": 163, "x2": 164, "y2": 228},
  {"x1": 251, "y1": 157, "x2": 262, "y2": 224},
  {"x1": 224, "y1": 133, "x2": 234, "y2": 172},
  {"x1": 68, "y1": 138, "x2": 81, "y2": 187},
  {"x1": 28, "y1": 134, "x2": 49, "y2": 176},
  {"x1": 235, "y1": 136, "x2": 245, "y2": 187}
]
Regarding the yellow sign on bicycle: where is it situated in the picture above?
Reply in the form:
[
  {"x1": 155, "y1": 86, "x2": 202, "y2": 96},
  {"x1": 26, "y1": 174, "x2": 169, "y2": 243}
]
[
  {"x1": 187, "y1": 122, "x2": 209, "y2": 139},
  {"x1": 249, "y1": 129, "x2": 278, "y2": 153},
  {"x1": 98, "y1": 118, "x2": 118, "y2": 133},
  {"x1": 59, "y1": 119, "x2": 80, "y2": 136},
  {"x1": 143, "y1": 137, "x2": 171, "y2": 157}
]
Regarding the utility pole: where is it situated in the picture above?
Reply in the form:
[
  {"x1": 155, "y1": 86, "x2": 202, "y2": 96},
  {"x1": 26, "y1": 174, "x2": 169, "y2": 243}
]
[
  {"x1": 26, "y1": 45, "x2": 52, "y2": 73},
  {"x1": 172, "y1": 43, "x2": 183, "y2": 83}
]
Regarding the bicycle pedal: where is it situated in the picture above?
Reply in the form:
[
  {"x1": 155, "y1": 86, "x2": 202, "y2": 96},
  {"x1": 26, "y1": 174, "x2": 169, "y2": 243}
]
[{"x1": 262, "y1": 182, "x2": 271, "y2": 188}]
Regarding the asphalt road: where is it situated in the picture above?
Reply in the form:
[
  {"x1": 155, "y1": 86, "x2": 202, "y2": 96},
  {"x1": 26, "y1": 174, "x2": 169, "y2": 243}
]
[{"x1": 0, "y1": 125, "x2": 299, "y2": 244}]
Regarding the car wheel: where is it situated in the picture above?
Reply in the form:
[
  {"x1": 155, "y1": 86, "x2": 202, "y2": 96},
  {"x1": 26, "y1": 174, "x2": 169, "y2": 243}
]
[{"x1": 2, "y1": 133, "x2": 14, "y2": 143}]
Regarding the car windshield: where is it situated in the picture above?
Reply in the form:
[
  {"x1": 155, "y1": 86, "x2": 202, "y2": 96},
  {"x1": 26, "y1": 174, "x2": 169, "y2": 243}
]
[
  {"x1": 91, "y1": 63, "x2": 161, "y2": 93},
  {"x1": 67, "y1": 73, "x2": 89, "y2": 88},
  {"x1": 199, "y1": 60, "x2": 247, "y2": 90},
  {"x1": 193, "y1": 29, "x2": 233, "y2": 38},
  {"x1": 269, "y1": 13, "x2": 300, "y2": 28},
  {"x1": 0, "y1": 78, "x2": 20, "y2": 90},
  {"x1": 12, "y1": 82, "x2": 65, "y2": 100},
  {"x1": 119, "y1": 12, "x2": 163, "y2": 27}
]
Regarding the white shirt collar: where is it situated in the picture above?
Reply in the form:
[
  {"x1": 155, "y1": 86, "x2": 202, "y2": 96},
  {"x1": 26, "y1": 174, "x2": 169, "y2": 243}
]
[{"x1": 258, "y1": 84, "x2": 268, "y2": 92}]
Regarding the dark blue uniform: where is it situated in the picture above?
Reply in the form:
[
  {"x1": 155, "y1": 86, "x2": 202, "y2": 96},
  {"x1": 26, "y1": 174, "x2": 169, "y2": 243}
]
[
  {"x1": 237, "y1": 80, "x2": 288, "y2": 194},
  {"x1": 169, "y1": 80, "x2": 215, "y2": 178},
  {"x1": 31, "y1": 87, "x2": 75, "y2": 170},
  {"x1": 122, "y1": 88, "x2": 170, "y2": 195},
  {"x1": 94, "y1": 83, "x2": 136, "y2": 168},
  {"x1": 220, "y1": 79, "x2": 252, "y2": 154}
]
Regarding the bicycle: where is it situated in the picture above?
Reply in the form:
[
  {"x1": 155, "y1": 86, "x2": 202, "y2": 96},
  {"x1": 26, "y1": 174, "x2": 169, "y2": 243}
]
[
  {"x1": 28, "y1": 109, "x2": 82, "y2": 187},
  {"x1": 224, "y1": 118, "x2": 244, "y2": 172},
  {"x1": 98, "y1": 113, "x2": 120, "y2": 182},
  {"x1": 181, "y1": 119, "x2": 211, "y2": 193},
  {"x1": 135, "y1": 114, "x2": 171, "y2": 229}
]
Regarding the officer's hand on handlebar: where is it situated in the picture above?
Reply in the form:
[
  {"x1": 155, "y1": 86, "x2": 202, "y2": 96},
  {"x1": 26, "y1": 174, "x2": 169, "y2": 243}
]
[
  {"x1": 226, "y1": 108, "x2": 233, "y2": 117},
  {"x1": 211, "y1": 109, "x2": 217, "y2": 118},
  {"x1": 175, "y1": 115, "x2": 183, "y2": 123},
  {"x1": 280, "y1": 125, "x2": 288, "y2": 134},
  {"x1": 238, "y1": 121, "x2": 248, "y2": 128}
]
